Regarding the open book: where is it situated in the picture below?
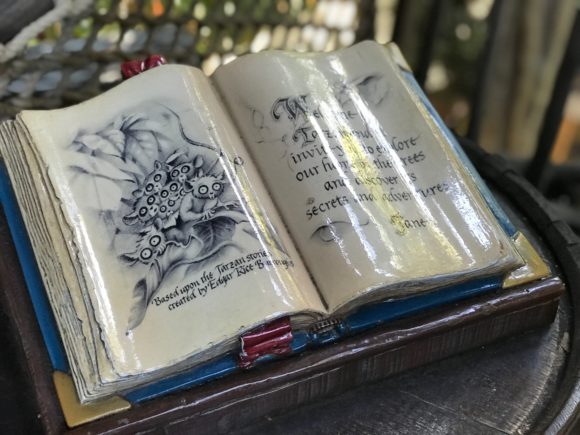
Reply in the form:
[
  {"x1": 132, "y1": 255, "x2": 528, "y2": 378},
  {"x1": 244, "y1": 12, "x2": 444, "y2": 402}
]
[{"x1": 0, "y1": 41, "x2": 546, "y2": 404}]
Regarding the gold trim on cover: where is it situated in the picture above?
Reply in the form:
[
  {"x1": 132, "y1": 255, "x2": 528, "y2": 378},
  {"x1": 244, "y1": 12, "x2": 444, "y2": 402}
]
[
  {"x1": 52, "y1": 371, "x2": 130, "y2": 428},
  {"x1": 503, "y1": 233, "x2": 551, "y2": 288}
]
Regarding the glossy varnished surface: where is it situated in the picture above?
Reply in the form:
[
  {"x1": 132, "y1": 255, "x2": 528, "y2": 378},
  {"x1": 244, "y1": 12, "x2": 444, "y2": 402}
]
[{"x1": 0, "y1": 139, "x2": 578, "y2": 433}]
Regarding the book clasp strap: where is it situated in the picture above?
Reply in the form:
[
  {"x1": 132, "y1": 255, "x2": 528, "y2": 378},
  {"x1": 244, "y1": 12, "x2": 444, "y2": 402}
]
[
  {"x1": 238, "y1": 317, "x2": 293, "y2": 369},
  {"x1": 120, "y1": 55, "x2": 167, "y2": 80}
]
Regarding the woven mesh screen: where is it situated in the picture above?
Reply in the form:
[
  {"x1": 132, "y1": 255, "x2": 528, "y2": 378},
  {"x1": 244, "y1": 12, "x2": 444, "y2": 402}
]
[{"x1": 0, "y1": 0, "x2": 372, "y2": 118}]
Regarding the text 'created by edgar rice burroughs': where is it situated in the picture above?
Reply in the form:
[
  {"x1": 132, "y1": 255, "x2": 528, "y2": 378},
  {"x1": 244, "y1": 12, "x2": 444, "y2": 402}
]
[{"x1": 152, "y1": 249, "x2": 294, "y2": 311}]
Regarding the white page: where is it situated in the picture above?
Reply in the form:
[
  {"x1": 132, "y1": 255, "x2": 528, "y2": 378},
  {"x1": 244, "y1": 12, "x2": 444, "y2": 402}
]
[
  {"x1": 214, "y1": 41, "x2": 522, "y2": 312},
  {"x1": 21, "y1": 65, "x2": 324, "y2": 377}
]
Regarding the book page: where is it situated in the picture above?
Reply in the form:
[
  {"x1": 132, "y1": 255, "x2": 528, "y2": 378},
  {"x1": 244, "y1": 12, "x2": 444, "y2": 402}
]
[
  {"x1": 213, "y1": 41, "x2": 522, "y2": 313},
  {"x1": 20, "y1": 65, "x2": 324, "y2": 377}
]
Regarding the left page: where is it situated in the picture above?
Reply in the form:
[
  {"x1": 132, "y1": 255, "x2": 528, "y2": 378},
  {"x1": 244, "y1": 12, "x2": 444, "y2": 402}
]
[{"x1": 16, "y1": 65, "x2": 325, "y2": 383}]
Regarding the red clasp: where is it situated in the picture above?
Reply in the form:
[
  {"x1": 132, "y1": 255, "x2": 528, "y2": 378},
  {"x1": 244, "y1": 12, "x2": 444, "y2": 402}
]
[
  {"x1": 239, "y1": 317, "x2": 293, "y2": 369},
  {"x1": 121, "y1": 54, "x2": 167, "y2": 79}
]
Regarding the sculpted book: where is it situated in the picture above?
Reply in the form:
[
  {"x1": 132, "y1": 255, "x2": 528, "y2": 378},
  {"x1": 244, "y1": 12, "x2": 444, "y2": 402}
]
[{"x1": 0, "y1": 41, "x2": 552, "y2": 406}]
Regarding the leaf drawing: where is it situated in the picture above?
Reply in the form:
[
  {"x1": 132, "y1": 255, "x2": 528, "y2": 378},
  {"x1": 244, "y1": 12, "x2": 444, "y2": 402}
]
[{"x1": 66, "y1": 102, "x2": 258, "y2": 331}]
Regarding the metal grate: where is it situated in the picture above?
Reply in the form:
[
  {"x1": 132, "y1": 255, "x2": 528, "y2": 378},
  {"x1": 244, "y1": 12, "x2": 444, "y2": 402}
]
[{"x1": 0, "y1": 0, "x2": 369, "y2": 118}]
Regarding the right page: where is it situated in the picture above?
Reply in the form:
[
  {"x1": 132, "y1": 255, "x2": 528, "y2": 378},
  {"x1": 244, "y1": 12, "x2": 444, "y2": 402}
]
[{"x1": 213, "y1": 41, "x2": 522, "y2": 313}]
